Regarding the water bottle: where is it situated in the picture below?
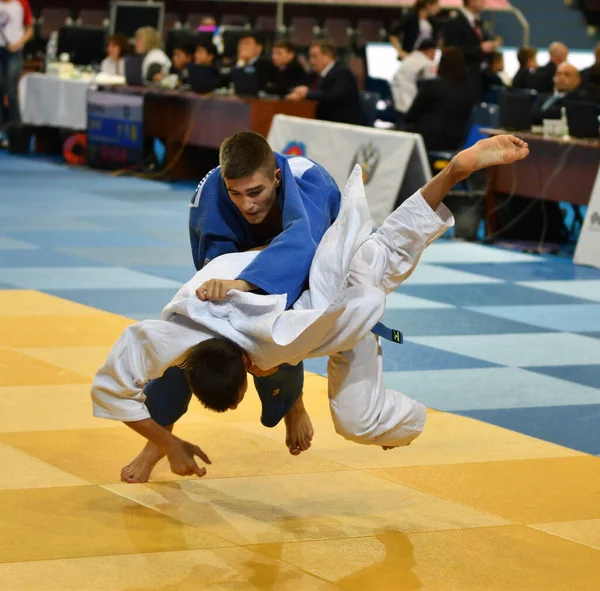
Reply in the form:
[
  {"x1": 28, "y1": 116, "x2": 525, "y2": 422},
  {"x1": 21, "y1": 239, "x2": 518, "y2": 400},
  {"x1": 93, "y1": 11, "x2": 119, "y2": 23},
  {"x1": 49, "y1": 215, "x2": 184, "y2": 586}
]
[{"x1": 46, "y1": 31, "x2": 58, "y2": 70}]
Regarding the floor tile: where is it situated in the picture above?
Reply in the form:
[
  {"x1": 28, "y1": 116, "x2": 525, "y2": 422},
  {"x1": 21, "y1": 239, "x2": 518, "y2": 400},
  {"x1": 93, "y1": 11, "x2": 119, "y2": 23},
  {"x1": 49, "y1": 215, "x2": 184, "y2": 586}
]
[
  {"x1": 0, "y1": 485, "x2": 230, "y2": 563},
  {"x1": 384, "y1": 292, "x2": 453, "y2": 309},
  {"x1": 518, "y1": 280, "x2": 600, "y2": 302},
  {"x1": 0, "y1": 384, "x2": 122, "y2": 432},
  {"x1": 62, "y1": 246, "x2": 191, "y2": 266},
  {"x1": 526, "y1": 364, "x2": 600, "y2": 390},
  {"x1": 44, "y1": 288, "x2": 175, "y2": 316},
  {"x1": 401, "y1": 264, "x2": 503, "y2": 285},
  {"x1": 0, "y1": 547, "x2": 336, "y2": 591},
  {"x1": 408, "y1": 332, "x2": 600, "y2": 367},
  {"x1": 80, "y1": 213, "x2": 186, "y2": 230},
  {"x1": 382, "y1": 307, "x2": 550, "y2": 337},
  {"x1": 0, "y1": 348, "x2": 91, "y2": 387},
  {"x1": 382, "y1": 367, "x2": 600, "y2": 411},
  {"x1": 132, "y1": 265, "x2": 198, "y2": 283},
  {"x1": 107, "y1": 470, "x2": 508, "y2": 546},
  {"x1": 442, "y1": 261, "x2": 600, "y2": 282},
  {"x1": 0, "y1": 236, "x2": 38, "y2": 249},
  {"x1": 420, "y1": 241, "x2": 542, "y2": 263},
  {"x1": 531, "y1": 519, "x2": 600, "y2": 551},
  {"x1": 0, "y1": 248, "x2": 107, "y2": 268},
  {"x1": 0, "y1": 267, "x2": 181, "y2": 290},
  {"x1": 458, "y1": 404, "x2": 600, "y2": 456},
  {"x1": 0, "y1": 290, "x2": 102, "y2": 316},
  {"x1": 0, "y1": 446, "x2": 89, "y2": 490},
  {"x1": 370, "y1": 455, "x2": 600, "y2": 523},
  {"x1": 469, "y1": 304, "x2": 600, "y2": 332},
  {"x1": 0, "y1": 315, "x2": 133, "y2": 348},
  {"x1": 19, "y1": 346, "x2": 113, "y2": 379},
  {"x1": 248, "y1": 525, "x2": 600, "y2": 591},
  {"x1": 400, "y1": 282, "x2": 590, "y2": 306},
  {"x1": 5, "y1": 230, "x2": 179, "y2": 248},
  {"x1": 0, "y1": 422, "x2": 349, "y2": 485}
]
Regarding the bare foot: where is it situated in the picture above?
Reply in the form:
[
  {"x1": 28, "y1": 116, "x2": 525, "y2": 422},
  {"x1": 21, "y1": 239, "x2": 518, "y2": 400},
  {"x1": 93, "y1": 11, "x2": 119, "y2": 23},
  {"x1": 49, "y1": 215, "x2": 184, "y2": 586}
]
[
  {"x1": 455, "y1": 135, "x2": 530, "y2": 175},
  {"x1": 284, "y1": 394, "x2": 314, "y2": 456},
  {"x1": 121, "y1": 440, "x2": 165, "y2": 483}
]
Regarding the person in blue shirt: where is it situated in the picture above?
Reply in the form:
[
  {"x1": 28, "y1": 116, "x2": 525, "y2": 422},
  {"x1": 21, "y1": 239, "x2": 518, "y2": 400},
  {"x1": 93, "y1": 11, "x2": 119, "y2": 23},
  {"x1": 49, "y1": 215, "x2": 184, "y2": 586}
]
[{"x1": 121, "y1": 131, "x2": 341, "y2": 483}]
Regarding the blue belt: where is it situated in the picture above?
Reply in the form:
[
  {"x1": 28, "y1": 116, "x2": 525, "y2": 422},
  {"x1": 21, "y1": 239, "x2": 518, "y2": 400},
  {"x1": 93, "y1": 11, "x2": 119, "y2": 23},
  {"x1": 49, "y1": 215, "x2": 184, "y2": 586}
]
[{"x1": 372, "y1": 321, "x2": 403, "y2": 344}]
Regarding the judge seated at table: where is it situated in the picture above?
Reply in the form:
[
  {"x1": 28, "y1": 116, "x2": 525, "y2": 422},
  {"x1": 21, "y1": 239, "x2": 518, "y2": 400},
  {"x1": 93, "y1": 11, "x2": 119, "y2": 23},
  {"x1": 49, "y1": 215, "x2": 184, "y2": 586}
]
[
  {"x1": 101, "y1": 33, "x2": 130, "y2": 76},
  {"x1": 265, "y1": 40, "x2": 306, "y2": 96},
  {"x1": 286, "y1": 40, "x2": 368, "y2": 126},
  {"x1": 230, "y1": 33, "x2": 272, "y2": 92},
  {"x1": 531, "y1": 63, "x2": 587, "y2": 125},
  {"x1": 134, "y1": 26, "x2": 172, "y2": 83},
  {"x1": 171, "y1": 42, "x2": 194, "y2": 85},
  {"x1": 191, "y1": 41, "x2": 222, "y2": 90}
]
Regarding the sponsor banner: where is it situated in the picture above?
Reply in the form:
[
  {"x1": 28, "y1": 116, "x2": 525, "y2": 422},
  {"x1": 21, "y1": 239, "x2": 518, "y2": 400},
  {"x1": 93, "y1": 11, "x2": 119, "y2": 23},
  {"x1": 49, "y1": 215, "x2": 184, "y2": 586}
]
[
  {"x1": 574, "y1": 164, "x2": 600, "y2": 270},
  {"x1": 268, "y1": 115, "x2": 430, "y2": 226}
]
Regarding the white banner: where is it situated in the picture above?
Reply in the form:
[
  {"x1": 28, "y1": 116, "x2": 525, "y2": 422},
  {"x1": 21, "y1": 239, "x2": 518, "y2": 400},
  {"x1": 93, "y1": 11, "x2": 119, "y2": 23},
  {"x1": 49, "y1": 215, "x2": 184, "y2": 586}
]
[
  {"x1": 268, "y1": 115, "x2": 431, "y2": 226},
  {"x1": 574, "y1": 164, "x2": 600, "y2": 269}
]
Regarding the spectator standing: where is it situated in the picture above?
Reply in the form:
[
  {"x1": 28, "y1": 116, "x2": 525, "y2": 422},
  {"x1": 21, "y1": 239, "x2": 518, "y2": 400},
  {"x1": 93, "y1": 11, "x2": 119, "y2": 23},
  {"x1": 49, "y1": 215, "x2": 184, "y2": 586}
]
[{"x1": 389, "y1": 0, "x2": 440, "y2": 60}]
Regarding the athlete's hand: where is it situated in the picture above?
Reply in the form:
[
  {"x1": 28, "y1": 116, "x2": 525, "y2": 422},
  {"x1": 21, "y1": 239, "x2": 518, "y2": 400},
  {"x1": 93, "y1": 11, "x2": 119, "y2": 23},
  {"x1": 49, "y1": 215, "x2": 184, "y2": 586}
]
[
  {"x1": 196, "y1": 279, "x2": 254, "y2": 301},
  {"x1": 248, "y1": 364, "x2": 280, "y2": 377},
  {"x1": 165, "y1": 437, "x2": 211, "y2": 478}
]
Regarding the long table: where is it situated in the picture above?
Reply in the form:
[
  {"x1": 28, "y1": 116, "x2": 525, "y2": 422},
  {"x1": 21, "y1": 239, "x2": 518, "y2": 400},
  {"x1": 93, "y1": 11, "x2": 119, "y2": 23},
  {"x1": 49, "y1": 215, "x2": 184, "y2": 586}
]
[
  {"x1": 112, "y1": 87, "x2": 316, "y2": 179},
  {"x1": 481, "y1": 128, "x2": 600, "y2": 236}
]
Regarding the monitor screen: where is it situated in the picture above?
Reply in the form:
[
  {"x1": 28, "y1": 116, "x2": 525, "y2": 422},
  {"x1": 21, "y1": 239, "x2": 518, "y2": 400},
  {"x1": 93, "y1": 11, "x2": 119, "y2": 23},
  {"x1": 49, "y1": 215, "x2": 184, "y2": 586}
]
[
  {"x1": 366, "y1": 42, "x2": 596, "y2": 83},
  {"x1": 110, "y1": 1, "x2": 165, "y2": 38},
  {"x1": 57, "y1": 25, "x2": 107, "y2": 66}
]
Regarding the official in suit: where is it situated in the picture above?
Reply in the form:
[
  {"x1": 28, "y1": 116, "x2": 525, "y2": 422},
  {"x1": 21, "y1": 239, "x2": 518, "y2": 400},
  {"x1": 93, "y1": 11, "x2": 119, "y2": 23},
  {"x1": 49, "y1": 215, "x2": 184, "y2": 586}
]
[
  {"x1": 532, "y1": 42, "x2": 569, "y2": 94},
  {"x1": 286, "y1": 40, "x2": 368, "y2": 127},
  {"x1": 531, "y1": 63, "x2": 586, "y2": 124},
  {"x1": 443, "y1": 0, "x2": 499, "y2": 101},
  {"x1": 512, "y1": 46, "x2": 538, "y2": 90},
  {"x1": 265, "y1": 40, "x2": 306, "y2": 96},
  {"x1": 404, "y1": 47, "x2": 474, "y2": 151},
  {"x1": 231, "y1": 33, "x2": 272, "y2": 92},
  {"x1": 389, "y1": 0, "x2": 440, "y2": 60}
]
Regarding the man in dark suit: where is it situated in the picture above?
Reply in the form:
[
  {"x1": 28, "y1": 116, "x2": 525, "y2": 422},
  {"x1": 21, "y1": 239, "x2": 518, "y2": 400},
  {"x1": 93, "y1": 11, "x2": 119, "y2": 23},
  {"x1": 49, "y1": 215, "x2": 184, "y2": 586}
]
[
  {"x1": 286, "y1": 40, "x2": 368, "y2": 126},
  {"x1": 265, "y1": 40, "x2": 306, "y2": 96},
  {"x1": 232, "y1": 33, "x2": 272, "y2": 92},
  {"x1": 512, "y1": 46, "x2": 538, "y2": 90},
  {"x1": 581, "y1": 41, "x2": 600, "y2": 87},
  {"x1": 531, "y1": 63, "x2": 586, "y2": 124},
  {"x1": 532, "y1": 42, "x2": 569, "y2": 94},
  {"x1": 443, "y1": 0, "x2": 500, "y2": 101}
]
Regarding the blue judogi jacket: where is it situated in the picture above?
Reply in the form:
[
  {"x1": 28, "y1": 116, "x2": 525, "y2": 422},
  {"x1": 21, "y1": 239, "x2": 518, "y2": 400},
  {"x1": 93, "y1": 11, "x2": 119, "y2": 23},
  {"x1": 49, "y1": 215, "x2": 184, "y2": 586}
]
[{"x1": 189, "y1": 154, "x2": 341, "y2": 308}]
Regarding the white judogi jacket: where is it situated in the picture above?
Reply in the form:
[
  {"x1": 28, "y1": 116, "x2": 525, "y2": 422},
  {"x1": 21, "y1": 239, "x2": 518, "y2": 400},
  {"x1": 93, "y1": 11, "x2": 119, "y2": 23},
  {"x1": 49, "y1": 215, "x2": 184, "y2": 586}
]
[{"x1": 91, "y1": 167, "x2": 453, "y2": 445}]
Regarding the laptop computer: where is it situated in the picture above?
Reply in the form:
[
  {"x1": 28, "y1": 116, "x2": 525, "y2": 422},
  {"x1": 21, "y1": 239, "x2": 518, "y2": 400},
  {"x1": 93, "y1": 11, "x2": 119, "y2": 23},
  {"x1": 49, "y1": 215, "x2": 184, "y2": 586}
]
[
  {"x1": 124, "y1": 54, "x2": 144, "y2": 86},
  {"x1": 187, "y1": 64, "x2": 219, "y2": 94},
  {"x1": 499, "y1": 91, "x2": 535, "y2": 131},
  {"x1": 565, "y1": 101, "x2": 600, "y2": 139},
  {"x1": 231, "y1": 67, "x2": 259, "y2": 97}
]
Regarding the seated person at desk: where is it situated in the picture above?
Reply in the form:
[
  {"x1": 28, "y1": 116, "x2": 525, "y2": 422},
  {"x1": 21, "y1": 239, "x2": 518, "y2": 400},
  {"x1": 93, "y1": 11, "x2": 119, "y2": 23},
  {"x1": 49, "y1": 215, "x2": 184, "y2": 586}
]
[
  {"x1": 101, "y1": 33, "x2": 130, "y2": 76},
  {"x1": 512, "y1": 46, "x2": 538, "y2": 90},
  {"x1": 403, "y1": 47, "x2": 474, "y2": 151},
  {"x1": 191, "y1": 41, "x2": 222, "y2": 91},
  {"x1": 532, "y1": 63, "x2": 587, "y2": 124},
  {"x1": 391, "y1": 38, "x2": 437, "y2": 124},
  {"x1": 484, "y1": 52, "x2": 511, "y2": 88},
  {"x1": 134, "y1": 26, "x2": 172, "y2": 83},
  {"x1": 265, "y1": 40, "x2": 306, "y2": 96},
  {"x1": 581, "y1": 42, "x2": 600, "y2": 88},
  {"x1": 231, "y1": 33, "x2": 272, "y2": 92},
  {"x1": 286, "y1": 40, "x2": 369, "y2": 127},
  {"x1": 171, "y1": 42, "x2": 194, "y2": 85},
  {"x1": 532, "y1": 42, "x2": 568, "y2": 94}
]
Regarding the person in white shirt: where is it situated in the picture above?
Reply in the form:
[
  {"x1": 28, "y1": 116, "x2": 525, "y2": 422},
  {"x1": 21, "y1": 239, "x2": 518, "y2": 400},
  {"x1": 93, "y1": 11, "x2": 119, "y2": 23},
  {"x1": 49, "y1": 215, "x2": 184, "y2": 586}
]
[
  {"x1": 0, "y1": 0, "x2": 33, "y2": 131},
  {"x1": 134, "y1": 26, "x2": 171, "y2": 83},
  {"x1": 392, "y1": 38, "x2": 437, "y2": 121},
  {"x1": 100, "y1": 33, "x2": 129, "y2": 76},
  {"x1": 90, "y1": 134, "x2": 530, "y2": 482}
]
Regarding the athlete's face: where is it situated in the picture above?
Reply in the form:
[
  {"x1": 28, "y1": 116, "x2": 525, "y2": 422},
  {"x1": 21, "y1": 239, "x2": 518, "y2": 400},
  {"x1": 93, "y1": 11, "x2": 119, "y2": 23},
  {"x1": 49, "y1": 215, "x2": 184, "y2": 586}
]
[{"x1": 224, "y1": 169, "x2": 281, "y2": 224}]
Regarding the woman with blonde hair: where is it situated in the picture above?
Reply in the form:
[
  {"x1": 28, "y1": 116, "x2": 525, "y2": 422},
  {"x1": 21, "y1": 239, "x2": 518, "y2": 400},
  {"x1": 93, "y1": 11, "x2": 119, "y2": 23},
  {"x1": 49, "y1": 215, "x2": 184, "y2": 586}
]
[{"x1": 134, "y1": 26, "x2": 171, "y2": 82}]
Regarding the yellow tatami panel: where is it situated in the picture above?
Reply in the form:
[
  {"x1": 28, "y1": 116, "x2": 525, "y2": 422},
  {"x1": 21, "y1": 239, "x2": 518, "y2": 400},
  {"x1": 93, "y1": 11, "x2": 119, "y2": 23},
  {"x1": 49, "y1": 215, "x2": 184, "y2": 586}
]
[
  {"x1": 0, "y1": 348, "x2": 91, "y2": 387},
  {"x1": 369, "y1": 455, "x2": 600, "y2": 523},
  {"x1": 531, "y1": 519, "x2": 600, "y2": 551},
  {"x1": 0, "y1": 547, "x2": 338, "y2": 591},
  {"x1": 105, "y1": 471, "x2": 508, "y2": 546},
  {"x1": 0, "y1": 485, "x2": 231, "y2": 564},
  {"x1": 247, "y1": 525, "x2": 600, "y2": 591},
  {"x1": 19, "y1": 346, "x2": 114, "y2": 378},
  {"x1": 0, "y1": 290, "x2": 104, "y2": 317},
  {"x1": 0, "y1": 314, "x2": 134, "y2": 348}
]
